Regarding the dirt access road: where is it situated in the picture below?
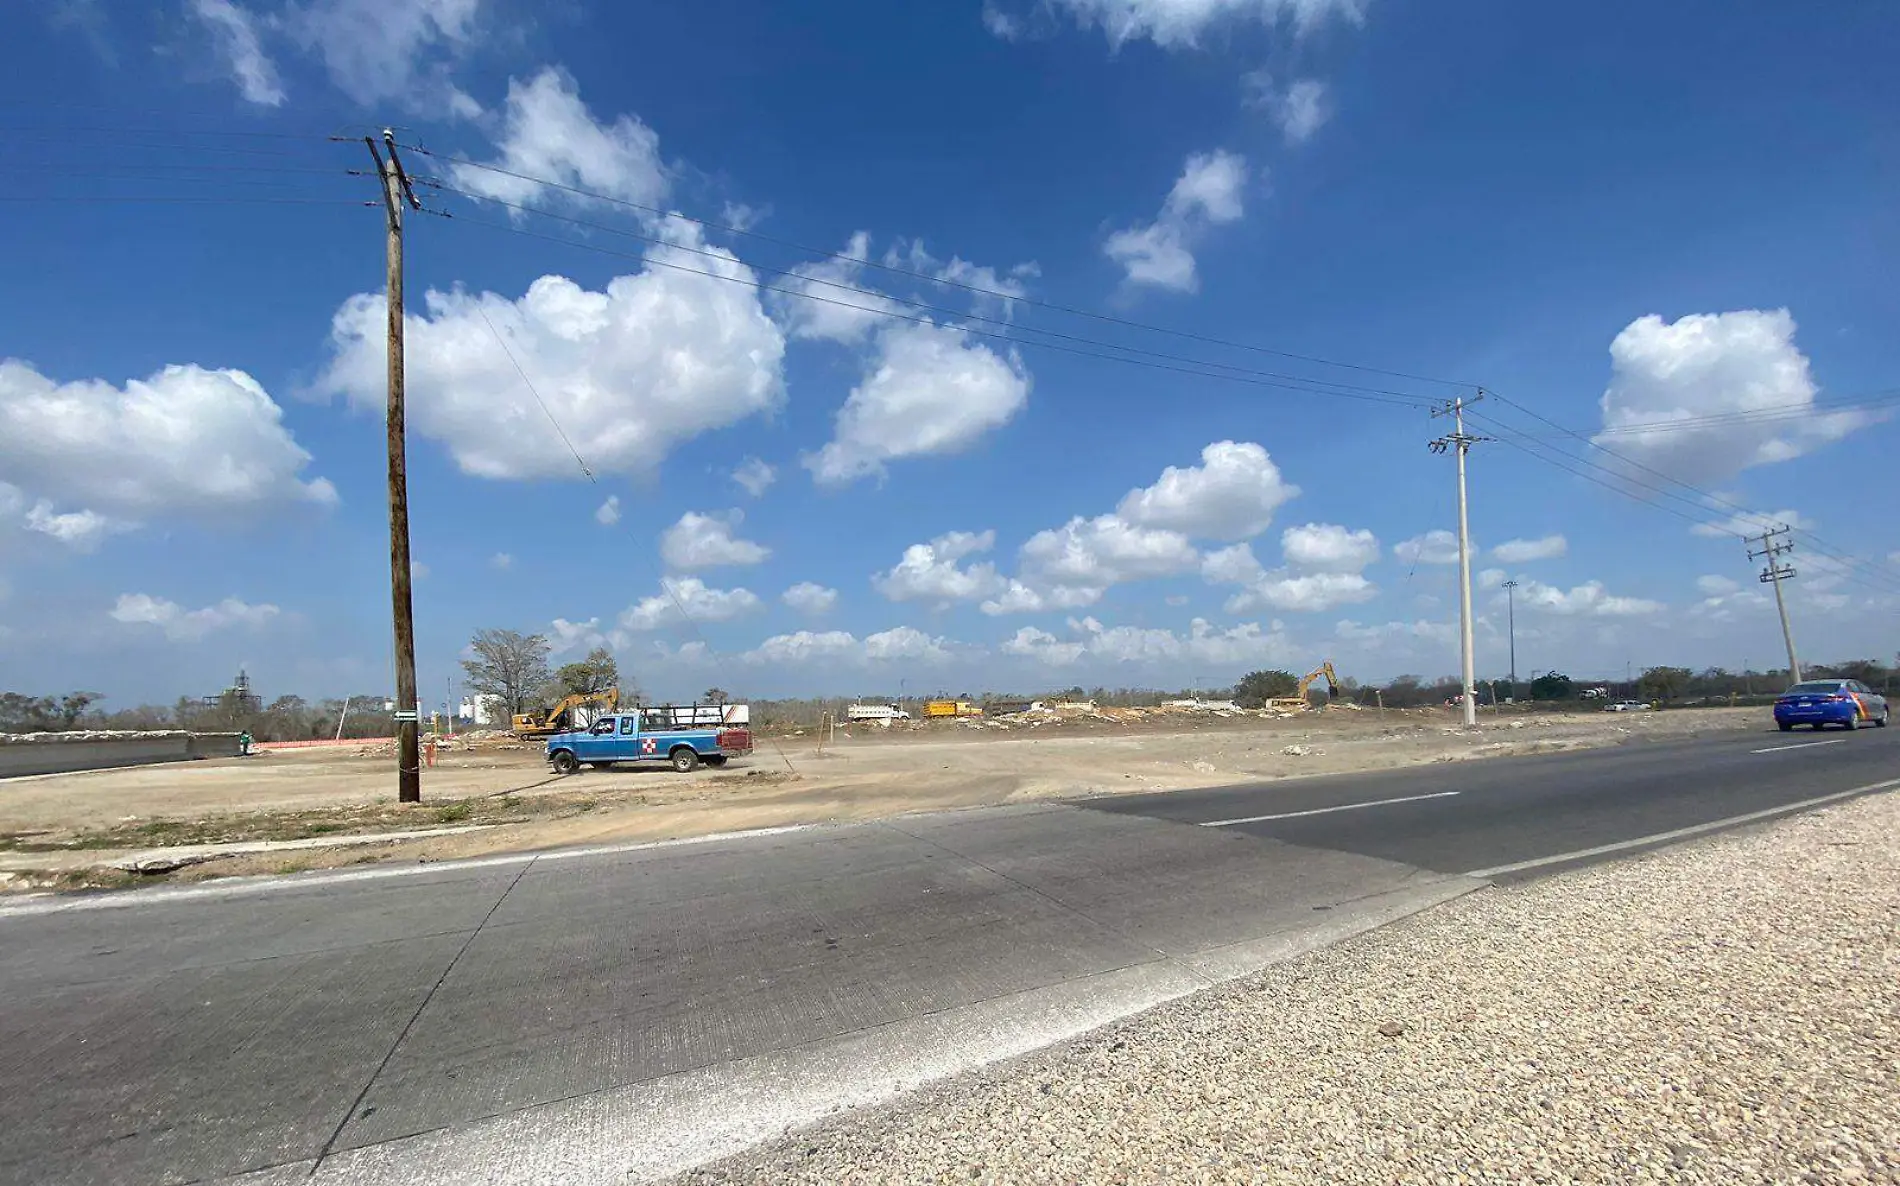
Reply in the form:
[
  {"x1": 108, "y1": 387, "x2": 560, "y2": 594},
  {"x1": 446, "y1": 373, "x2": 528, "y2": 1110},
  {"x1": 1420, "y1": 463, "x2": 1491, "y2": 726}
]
[{"x1": 0, "y1": 706, "x2": 1760, "y2": 889}]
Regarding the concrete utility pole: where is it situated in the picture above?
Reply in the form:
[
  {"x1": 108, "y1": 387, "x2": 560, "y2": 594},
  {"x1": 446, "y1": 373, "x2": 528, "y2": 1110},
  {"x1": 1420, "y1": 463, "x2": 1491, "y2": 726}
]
[
  {"x1": 368, "y1": 131, "x2": 424, "y2": 803},
  {"x1": 1430, "y1": 392, "x2": 1488, "y2": 727},
  {"x1": 1747, "y1": 525, "x2": 1801, "y2": 685},
  {"x1": 1502, "y1": 579, "x2": 1518, "y2": 701}
]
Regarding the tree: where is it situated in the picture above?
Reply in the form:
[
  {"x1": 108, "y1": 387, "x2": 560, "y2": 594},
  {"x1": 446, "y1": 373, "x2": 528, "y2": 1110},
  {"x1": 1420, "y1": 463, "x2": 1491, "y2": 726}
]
[
  {"x1": 554, "y1": 645, "x2": 619, "y2": 698},
  {"x1": 57, "y1": 692, "x2": 103, "y2": 727},
  {"x1": 1639, "y1": 665, "x2": 1692, "y2": 702},
  {"x1": 702, "y1": 687, "x2": 730, "y2": 703},
  {"x1": 462, "y1": 629, "x2": 553, "y2": 715},
  {"x1": 1529, "y1": 671, "x2": 1574, "y2": 701},
  {"x1": 1234, "y1": 669, "x2": 1299, "y2": 709}
]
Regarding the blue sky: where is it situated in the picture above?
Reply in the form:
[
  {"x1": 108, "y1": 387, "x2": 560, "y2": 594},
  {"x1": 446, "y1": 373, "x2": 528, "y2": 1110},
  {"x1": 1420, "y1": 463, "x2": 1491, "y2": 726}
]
[{"x1": 3, "y1": 0, "x2": 1897, "y2": 708}]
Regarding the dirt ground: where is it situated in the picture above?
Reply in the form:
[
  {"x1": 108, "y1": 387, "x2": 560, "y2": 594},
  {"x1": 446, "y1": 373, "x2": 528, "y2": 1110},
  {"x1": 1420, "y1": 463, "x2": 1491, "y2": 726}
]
[{"x1": 0, "y1": 706, "x2": 1762, "y2": 891}]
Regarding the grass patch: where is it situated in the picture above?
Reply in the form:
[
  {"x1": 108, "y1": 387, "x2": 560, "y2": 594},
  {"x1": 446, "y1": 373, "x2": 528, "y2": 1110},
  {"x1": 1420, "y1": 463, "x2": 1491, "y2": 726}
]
[{"x1": 434, "y1": 802, "x2": 473, "y2": 824}]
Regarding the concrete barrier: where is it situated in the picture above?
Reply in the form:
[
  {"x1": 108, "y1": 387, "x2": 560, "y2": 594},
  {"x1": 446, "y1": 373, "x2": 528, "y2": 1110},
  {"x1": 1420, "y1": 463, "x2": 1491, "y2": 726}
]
[{"x1": 0, "y1": 731, "x2": 245, "y2": 779}]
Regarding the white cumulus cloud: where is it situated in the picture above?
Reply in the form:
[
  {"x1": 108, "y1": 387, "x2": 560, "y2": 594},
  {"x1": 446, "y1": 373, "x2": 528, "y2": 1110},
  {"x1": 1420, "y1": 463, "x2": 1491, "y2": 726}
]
[
  {"x1": 0, "y1": 359, "x2": 334, "y2": 539},
  {"x1": 781, "y1": 582, "x2": 838, "y2": 614},
  {"x1": 1001, "y1": 626, "x2": 1089, "y2": 666},
  {"x1": 1203, "y1": 524, "x2": 1379, "y2": 613},
  {"x1": 617, "y1": 578, "x2": 761, "y2": 632},
  {"x1": 874, "y1": 530, "x2": 1006, "y2": 604},
  {"x1": 1018, "y1": 514, "x2": 1200, "y2": 596},
  {"x1": 595, "y1": 496, "x2": 621, "y2": 526},
  {"x1": 111, "y1": 593, "x2": 279, "y2": 642},
  {"x1": 449, "y1": 67, "x2": 665, "y2": 209},
  {"x1": 1594, "y1": 310, "x2": 1874, "y2": 485},
  {"x1": 1696, "y1": 574, "x2": 1739, "y2": 597},
  {"x1": 1491, "y1": 534, "x2": 1567, "y2": 563},
  {"x1": 1281, "y1": 522, "x2": 1379, "y2": 572},
  {"x1": 806, "y1": 322, "x2": 1029, "y2": 486},
  {"x1": 315, "y1": 227, "x2": 784, "y2": 481},
  {"x1": 769, "y1": 231, "x2": 900, "y2": 345},
  {"x1": 1394, "y1": 529, "x2": 1461, "y2": 566},
  {"x1": 660, "y1": 510, "x2": 770, "y2": 571},
  {"x1": 1513, "y1": 579, "x2": 1664, "y2": 618},
  {"x1": 1105, "y1": 150, "x2": 1249, "y2": 293},
  {"x1": 1227, "y1": 571, "x2": 1376, "y2": 614},
  {"x1": 742, "y1": 626, "x2": 954, "y2": 666},
  {"x1": 1116, "y1": 440, "x2": 1297, "y2": 540}
]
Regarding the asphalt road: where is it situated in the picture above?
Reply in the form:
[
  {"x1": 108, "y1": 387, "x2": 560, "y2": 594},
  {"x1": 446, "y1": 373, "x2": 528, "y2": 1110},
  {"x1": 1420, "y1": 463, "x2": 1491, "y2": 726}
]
[
  {"x1": 1082, "y1": 720, "x2": 1900, "y2": 880},
  {"x1": 1, "y1": 721, "x2": 1893, "y2": 1186}
]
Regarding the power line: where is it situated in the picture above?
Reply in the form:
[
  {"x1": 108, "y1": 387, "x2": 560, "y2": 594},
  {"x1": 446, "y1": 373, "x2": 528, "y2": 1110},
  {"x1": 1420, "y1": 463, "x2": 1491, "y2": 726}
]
[
  {"x1": 1580, "y1": 397, "x2": 1900, "y2": 438},
  {"x1": 0, "y1": 161, "x2": 357, "y2": 177},
  {"x1": 1472, "y1": 415, "x2": 1900, "y2": 598},
  {"x1": 1473, "y1": 393, "x2": 1900, "y2": 595},
  {"x1": 424, "y1": 183, "x2": 1439, "y2": 409},
  {"x1": 404, "y1": 142, "x2": 1477, "y2": 391},
  {"x1": 437, "y1": 207, "x2": 1438, "y2": 408},
  {"x1": 0, "y1": 194, "x2": 369, "y2": 206},
  {"x1": 474, "y1": 305, "x2": 594, "y2": 481}
]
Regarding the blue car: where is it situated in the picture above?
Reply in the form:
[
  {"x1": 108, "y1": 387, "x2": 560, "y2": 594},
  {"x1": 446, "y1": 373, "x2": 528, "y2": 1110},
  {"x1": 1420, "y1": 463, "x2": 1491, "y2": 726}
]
[{"x1": 1773, "y1": 679, "x2": 1889, "y2": 732}]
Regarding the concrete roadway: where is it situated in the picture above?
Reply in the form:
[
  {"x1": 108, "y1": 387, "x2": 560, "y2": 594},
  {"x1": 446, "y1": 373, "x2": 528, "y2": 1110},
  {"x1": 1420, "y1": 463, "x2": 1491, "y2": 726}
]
[{"x1": 0, "y1": 722, "x2": 1893, "y2": 1186}]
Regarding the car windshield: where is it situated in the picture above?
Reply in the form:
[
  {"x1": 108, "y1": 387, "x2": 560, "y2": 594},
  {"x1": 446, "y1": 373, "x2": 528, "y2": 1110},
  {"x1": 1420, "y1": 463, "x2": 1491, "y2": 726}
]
[{"x1": 1786, "y1": 681, "x2": 1844, "y2": 694}]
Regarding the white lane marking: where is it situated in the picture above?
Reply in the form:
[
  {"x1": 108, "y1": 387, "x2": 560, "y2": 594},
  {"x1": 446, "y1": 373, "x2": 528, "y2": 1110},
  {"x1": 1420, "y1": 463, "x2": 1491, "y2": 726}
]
[
  {"x1": 1200, "y1": 790, "x2": 1461, "y2": 828},
  {"x1": 1465, "y1": 777, "x2": 1900, "y2": 879},
  {"x1": 1751, "y1": 738, "x2": 1849, "y2": 754}
]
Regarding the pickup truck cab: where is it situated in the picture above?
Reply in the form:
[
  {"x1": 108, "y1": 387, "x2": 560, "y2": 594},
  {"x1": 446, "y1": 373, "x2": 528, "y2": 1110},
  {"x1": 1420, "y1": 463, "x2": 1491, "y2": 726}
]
[{"x1": 546, "y1": 710, "x2": 753, "y2": 775}]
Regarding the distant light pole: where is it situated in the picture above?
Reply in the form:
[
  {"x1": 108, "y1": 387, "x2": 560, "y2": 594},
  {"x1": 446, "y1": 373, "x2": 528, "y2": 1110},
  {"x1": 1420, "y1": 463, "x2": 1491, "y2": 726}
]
[{"x1": 1502, "y1": 580, "x2": 1519, "y2": 701}]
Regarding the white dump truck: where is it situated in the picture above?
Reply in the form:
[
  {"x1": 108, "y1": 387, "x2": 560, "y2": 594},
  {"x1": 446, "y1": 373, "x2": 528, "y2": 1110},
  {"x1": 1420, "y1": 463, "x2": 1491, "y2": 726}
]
[{"x1": 845, "y1": 703, "x2": 911, "y2": 723}]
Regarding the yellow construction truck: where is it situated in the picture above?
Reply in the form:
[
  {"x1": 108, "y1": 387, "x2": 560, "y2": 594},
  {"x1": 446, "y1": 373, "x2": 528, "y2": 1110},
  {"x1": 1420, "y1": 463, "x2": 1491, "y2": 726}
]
[
  {"x1": 922, "y1": 699, "x2": 983, "y2": 719},
  {"x1": 512, "y1": 688, "x2": 620, "y2": 739}
]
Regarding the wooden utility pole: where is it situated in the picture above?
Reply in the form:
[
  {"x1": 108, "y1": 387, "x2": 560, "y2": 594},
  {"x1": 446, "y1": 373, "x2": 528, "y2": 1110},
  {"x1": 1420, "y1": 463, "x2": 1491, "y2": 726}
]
[{"x1": 368, "y1": 130, "x2": 423, "y2": 802}]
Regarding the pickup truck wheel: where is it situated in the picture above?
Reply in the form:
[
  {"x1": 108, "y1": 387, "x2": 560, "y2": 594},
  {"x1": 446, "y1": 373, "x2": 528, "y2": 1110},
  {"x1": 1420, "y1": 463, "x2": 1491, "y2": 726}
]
[
  {"x1": 551, "y1": 750, "x2": 579, "y2": 775},
  {"x1": 670, "y1": 746, "x2": 700, "y2": 773},
  {"x1": 704, "y1": 754, "x2": 728, "y2": 768}
]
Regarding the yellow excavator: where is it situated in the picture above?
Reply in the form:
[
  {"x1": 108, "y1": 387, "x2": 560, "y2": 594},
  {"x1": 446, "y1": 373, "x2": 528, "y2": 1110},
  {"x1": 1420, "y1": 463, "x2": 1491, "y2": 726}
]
[
  {"x1": 1267, "y1": 662, "x2": 1342, "y2": 711},
  {"x1": 511, "y1": 688, "x2": 620, "y2": 739}
]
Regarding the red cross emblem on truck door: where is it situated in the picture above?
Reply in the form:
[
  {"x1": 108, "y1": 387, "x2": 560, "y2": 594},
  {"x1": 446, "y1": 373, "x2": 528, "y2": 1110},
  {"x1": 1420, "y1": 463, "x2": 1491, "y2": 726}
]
[{"x1": 641, "y1": 738, "x2": 657, "y2": 754}]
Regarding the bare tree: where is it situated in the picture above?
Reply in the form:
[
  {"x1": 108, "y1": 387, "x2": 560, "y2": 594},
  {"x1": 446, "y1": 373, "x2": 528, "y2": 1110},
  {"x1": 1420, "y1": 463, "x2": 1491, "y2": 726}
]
[
  {"x1": 702, "y1": 687, "x2": 730, "y2": 703},
  {"x1": 462, "y1": 629, "x2": 553, "y2": 716}
]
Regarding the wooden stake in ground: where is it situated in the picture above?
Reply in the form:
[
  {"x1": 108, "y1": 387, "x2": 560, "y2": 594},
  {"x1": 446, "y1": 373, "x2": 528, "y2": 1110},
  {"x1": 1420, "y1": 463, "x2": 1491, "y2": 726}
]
[{"x1": 368, "y1": 131, "x2": 424, "y2": 803}]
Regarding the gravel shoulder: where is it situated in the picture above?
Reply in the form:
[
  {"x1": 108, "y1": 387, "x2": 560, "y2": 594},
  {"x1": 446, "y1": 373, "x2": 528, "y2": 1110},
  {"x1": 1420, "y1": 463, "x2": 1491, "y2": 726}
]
[{"x1": 675, "y1": 787, "x2": 1900, "y2": 1186}]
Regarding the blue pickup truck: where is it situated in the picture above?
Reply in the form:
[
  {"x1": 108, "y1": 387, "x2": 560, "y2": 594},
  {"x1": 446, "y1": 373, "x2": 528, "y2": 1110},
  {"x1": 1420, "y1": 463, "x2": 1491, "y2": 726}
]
[{"x1": 546, "y1": 710, "x2": 753, "y2": 775}]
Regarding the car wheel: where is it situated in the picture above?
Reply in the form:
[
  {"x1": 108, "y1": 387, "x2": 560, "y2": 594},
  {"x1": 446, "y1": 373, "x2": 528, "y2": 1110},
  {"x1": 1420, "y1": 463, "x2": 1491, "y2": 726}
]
[
  {"x1": 1876, "y1": 712, "x2": 1889, "y2": 728},
  {"x1": 551, "y1": 750, "x2": 579, "y2": 775},
  {"x1": 705, "y1": 754, "x2": 728, "y2": 768},
  {"x1": 670, "y1": 746, "x2": 700, "y2": 773},
  {"x1": 1843, "y1": 713, "x2": 1859, "y2": 731},
  {"x1": 1778, "y1": 722, "x2": 1793, "y2": 732}
]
